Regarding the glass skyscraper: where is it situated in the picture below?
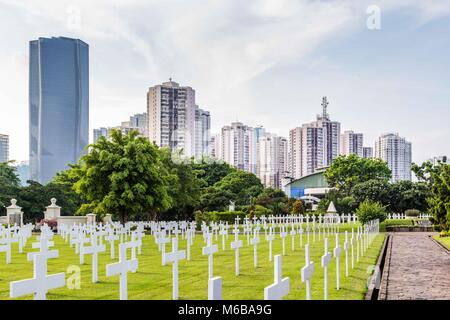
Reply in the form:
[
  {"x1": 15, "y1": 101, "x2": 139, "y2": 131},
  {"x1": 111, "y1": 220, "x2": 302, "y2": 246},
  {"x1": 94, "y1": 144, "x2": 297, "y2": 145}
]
[{"x1": 29, "y1": 37, "x2": 89, "y2": 184}]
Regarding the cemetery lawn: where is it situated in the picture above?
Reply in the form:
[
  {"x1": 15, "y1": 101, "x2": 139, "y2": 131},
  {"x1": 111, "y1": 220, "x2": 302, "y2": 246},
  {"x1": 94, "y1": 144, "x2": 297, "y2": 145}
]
[
  {"x1": 0, "y1": 224, "x2": 385, "y2": 300},
  {"x1": 433, "y1": 235, "x2": 450, "y2": 250}
]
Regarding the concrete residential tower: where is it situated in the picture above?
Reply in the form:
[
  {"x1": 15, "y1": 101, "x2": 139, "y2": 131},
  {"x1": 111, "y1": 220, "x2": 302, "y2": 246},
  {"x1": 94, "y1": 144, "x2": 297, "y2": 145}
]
[{"x1": 375, "y1": 133, "x2": 412, "y2": 182}]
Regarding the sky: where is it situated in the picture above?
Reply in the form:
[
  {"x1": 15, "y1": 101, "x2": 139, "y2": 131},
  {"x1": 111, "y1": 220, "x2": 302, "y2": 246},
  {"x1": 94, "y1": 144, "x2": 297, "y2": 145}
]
[{"x1": 0, "y1": 0, "x2": 449, "y2": 164}]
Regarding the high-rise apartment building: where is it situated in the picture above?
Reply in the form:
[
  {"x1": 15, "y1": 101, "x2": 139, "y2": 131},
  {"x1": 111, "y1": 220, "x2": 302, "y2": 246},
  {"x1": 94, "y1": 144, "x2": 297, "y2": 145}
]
[
  {"x1": 0, "y1": 134, "x2": 9, "y2": 163},
  {"x1": 316, "y1": 97, "x2": 340, "y2": 166},
  {"x1": 147, "y1": 79, "x2": 197, "y2": 157},
  {"x1": 195, "y1": 107, "x2": 211, "y2": 158},
  {"x1": 288, "y1": 97, "x2": 339, "y2": 179},
  {"x1": 340, "y1": 130, "x2": 364, "y2": 157},
  {"x1": 29, "y1": 37, "x2": 89, "y2": 184},
  {"x1": 363, "y1": 147, "x2": 374, "y2": 159},
  {"x1": 216, "y1": 122, "x2": 257, "y2": 173},
  {"x1": 375, "y1": 133, "x2": 412, "y2": 182},
  {"x1": 257, "y1": 133, "x2": 288, "y2": 188}
]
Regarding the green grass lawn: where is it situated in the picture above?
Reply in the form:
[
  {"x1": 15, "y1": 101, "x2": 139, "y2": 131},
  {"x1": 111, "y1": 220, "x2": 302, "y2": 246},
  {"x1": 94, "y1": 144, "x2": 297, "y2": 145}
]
[
  {"x1": 433, "y1": 235, "x2": 450, "y2": 250},
  {"x1": 379, "y1": 219, "x2": 414, "y2": 232},
  {"x1": 0, "y1": 225, "x2": 385, "y2": 300}
]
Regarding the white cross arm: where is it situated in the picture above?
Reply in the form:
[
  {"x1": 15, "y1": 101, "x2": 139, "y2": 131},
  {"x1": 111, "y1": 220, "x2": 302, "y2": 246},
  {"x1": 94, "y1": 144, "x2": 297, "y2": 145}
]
[
  {"x1": 106, "y1": 259, "x2": 138, "y2": 277},
  {"x1": 165, "y1": 250, "x2": 186, "y2": 263},
  {"x1": 230, "y1": 240, "x2": 243, "y2": 249},
  {"x1": 301, "y1": 262, "x2": 314, "y2": 281},
  {"x1": 321, "y1": 253, "x2": 332, "y2": 267},
  {"x1": 202, "y1": 244, "x2": 218, "y2": 255},
  {"x1": 10, "y1": 273, "x2": 65, "y2": 299},
  {"x1": 83, "y1": 244, "x2": 106, "y2": 255},
  {"x1": 334, "y1": 247, "x2": 342, "y2": 258},
  {"x1": 27, "y1": 250, "x2": 58, "y2": 262}
]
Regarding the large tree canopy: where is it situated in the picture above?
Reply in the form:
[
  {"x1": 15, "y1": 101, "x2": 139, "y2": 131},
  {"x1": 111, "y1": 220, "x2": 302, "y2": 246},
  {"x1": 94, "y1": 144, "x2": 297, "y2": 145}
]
[
  {"x1": 424, "y1": 162, "x2": 450, "y2": 230},
  {"x1": 191, "y1": 156, "x2": 236, "y2": 187},
  {"x1": 200, "y1": 170, "x2": 264, "y2": 212},
  {"x1": 324, "y1": 154, "x2": 392, "y2": 196},
  {"x1": 69, "y1": 129, "x2": 172, "y2": 222},
  {"x1": 160, "y1": 149, "x2": 202, "y2": 220}
]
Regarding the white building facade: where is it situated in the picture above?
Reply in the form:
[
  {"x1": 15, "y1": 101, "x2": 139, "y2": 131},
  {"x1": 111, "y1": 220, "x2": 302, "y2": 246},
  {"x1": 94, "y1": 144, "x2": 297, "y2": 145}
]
[
  {"x1": 340, "y1": 130, "x2": 364, "y2": 157},
  {"x1": 215, "y1": 122, "x2": 257, "y2": 174},
  {"x1": 375, "y1": 133, "x2": 412, "y2": 182},
  {"x1": 257, "y1": 133, "x2": 288, "y2": 189},
  {"x1": 147, "y1": 80, "x2": 197, "y2": 157},
  {"x1": 0, "y1": 134, "x2": 9, "y2": 163}
]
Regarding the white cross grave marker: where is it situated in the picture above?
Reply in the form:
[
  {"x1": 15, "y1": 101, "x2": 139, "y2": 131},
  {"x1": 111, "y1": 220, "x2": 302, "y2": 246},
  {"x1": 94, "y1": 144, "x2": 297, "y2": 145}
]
[
  {"x1": 164, "y1": 238, "x2": 186, "y2": 300},
  {"x1": 321, "y1": 238, "x2": 332, "y2": 300},
  {"x1": 301, "y1": 244, "x2": 314, "y2": 300},
  {"x1": 250, "y1": 229, "x2": 260, "y2": 268},
  {"x1": 333, "y1": 233, "x2": 342, "y2": 290},
  {"x1": 106, "y1": 243, "x2": 138, "y2": 300},
  {"x1": 202, "y1": 233, "x2": 218, "y2": 279},
  {"x1": 264, "y1": 255, "x2": 289, "y2": 300},
  {"x1": 82, "y1": 232, "x2": 106, "y2": 283},
  {"x1": 10, "y1": 254, "x2": 65, "y2": 300},
  {"x1": 230, "y1": 226, "x2": 243, "y2": 276}
]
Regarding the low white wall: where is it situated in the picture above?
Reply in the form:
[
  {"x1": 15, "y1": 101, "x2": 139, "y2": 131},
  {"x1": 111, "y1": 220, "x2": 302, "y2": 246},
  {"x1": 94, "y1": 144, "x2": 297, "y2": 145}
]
[{"x1": 57, "y1": 216, "x2": 88, "y2": 229}]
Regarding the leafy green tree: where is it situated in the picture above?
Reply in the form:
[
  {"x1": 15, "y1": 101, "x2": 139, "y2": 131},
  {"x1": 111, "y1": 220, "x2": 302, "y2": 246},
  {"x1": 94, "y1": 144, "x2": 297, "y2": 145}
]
[
  {"x1": 0, "y1": 162, "x2": 20, "y2": 188},
  {"x1": 254, "y1": 188, "x2": 288, "y2": 215},
  {"x1": 160, "y1": 149, "x2": 202, "y2": 220},
  {"x1": 191, "y1": 156, "x2": 236, "y2": 187},
  {"x1": 355, "y1": 200, "x2": 387, "y2": 224},
  {"x1": 69, "y1": 129, "x2": 172, "y2": 223},
  {"x1": 427, "y1": 163, "x2": 450, "y2": 231},
  {"x1": 200, "y1": 170, "x2": 264, "y2": 211},
  {"x1": 200, "y1": 186, "x2": 234, "y2": 212},
  {"x1": 325, "y1": 154, "x2": 391, "y2": 196},
  {"x1": 388, "y1": 181, "x2": 430, "y2": 213},
  {"x1": 0, "y1": 163, "x2": 21, "y2": 214},
  {"x1": 352, "y1": 179, "x2": 391, "y2": 207},
  {"x1": 214, "y1": 170, "x2": 264, "y2": 205}
]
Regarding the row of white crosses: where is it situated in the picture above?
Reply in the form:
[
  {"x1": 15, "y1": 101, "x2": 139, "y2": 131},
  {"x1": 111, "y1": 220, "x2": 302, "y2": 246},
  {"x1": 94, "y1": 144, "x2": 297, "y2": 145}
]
[
  {"x1": 8, "y1": 221, "x2": 148, "y2": 300},
  {"x1": 6, "y1": 216, "x2": 378, "y2": 301},
  {"x1": 0, "y1": 224, "x2": 34, "y2": 264},
  {"x1": 387, "y1": 213, "x2": 406, "y2": 220},
  {"x1": 263, "y1": 219, "x2": 380, "y2": 300}
]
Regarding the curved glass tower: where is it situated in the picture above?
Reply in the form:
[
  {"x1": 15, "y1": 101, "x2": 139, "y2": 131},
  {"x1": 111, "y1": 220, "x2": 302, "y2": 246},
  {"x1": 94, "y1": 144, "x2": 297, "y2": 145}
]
[{"x1": 29, "y1": 37, "x2": 89, "y2": 184}]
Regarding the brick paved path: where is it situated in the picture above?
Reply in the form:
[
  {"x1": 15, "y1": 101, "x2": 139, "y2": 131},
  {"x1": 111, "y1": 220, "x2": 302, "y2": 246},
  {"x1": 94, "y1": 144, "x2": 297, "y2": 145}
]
[{"x1": 383, "y1": 233, "x2": 450, "y2": 300}]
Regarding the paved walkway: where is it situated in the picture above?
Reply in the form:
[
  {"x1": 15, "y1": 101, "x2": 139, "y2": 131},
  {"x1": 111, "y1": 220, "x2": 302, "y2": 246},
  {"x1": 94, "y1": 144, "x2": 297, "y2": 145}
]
[{"x1": 383, "y1": 233, "x2": 450, "y2": 300}]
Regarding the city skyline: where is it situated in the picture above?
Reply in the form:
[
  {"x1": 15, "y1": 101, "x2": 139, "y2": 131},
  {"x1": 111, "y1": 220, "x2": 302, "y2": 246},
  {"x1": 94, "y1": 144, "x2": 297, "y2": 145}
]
[{"x1": 1, "y1": 1, "x2": 450, "y2": 164}]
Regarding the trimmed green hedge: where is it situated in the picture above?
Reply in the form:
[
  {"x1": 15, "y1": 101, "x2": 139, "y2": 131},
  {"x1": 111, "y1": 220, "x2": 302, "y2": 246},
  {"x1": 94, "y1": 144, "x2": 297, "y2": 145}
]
[{"x1": 195, "y1": 210, "x2": 248, "y2": 228}]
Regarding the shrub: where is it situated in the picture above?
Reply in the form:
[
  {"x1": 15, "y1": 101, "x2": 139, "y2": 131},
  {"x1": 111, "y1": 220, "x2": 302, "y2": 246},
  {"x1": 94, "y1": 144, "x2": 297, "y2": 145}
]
[
  {"x1": 356, "y1": 200, "x2": 387, "y2": 225},
  {"x1": 195, "y1": 210, "x2": 247, "y2": 225},
  {"x1": 248, "y1": 205, "x2": 272, "y2": 218},
  {"x1": 439, "y1": 230, "x2": 450, "y2": 237},
  {"x1": 404, "y1": 209, "x2": 420, "y2": 217},
  {"x1": 39, "y1": 219, "x2": 58, "y2": 228}
]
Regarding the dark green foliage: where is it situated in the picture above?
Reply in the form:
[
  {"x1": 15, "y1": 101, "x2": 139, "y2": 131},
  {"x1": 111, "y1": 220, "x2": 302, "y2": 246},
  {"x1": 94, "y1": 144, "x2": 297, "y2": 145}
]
[{"x1": 324, "y1": 154, "x2": 391, "y2": 196}]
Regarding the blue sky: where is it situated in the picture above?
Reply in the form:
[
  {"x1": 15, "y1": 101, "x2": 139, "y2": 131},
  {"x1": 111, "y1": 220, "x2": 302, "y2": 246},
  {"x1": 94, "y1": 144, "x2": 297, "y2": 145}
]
[{"x1": 0, "y1": 0, "x2": 449, "y2": 164}]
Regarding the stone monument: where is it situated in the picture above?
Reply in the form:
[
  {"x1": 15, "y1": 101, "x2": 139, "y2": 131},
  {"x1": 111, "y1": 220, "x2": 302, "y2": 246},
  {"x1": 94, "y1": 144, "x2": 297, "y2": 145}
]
[
  {"x1": 44, "y1": 198, "x2": 61, "y2": 220},
  {"x1": 3, "y1": 199, "x2": 24, "y2": 226}
]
